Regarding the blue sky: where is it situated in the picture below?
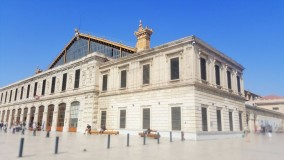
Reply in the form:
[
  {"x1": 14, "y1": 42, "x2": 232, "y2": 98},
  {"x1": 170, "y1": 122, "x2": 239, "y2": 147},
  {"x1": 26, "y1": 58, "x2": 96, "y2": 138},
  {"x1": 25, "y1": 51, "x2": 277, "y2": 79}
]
[{"x1": 0, "y1": 0, "x2": 283, "y2": 96}]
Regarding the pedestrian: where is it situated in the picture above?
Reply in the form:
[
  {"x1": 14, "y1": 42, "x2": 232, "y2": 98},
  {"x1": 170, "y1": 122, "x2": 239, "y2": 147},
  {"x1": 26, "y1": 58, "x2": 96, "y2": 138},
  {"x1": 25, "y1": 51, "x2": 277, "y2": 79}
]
[
  {"x1": 41, "y1": 121, "x2": 45, "y2": 131},
  {"x1": 33, "y1": 122, "x2": 37, "y2": 136},
  {"x1": 21, "y1": 122, "x2": 26, "y2": 135}
]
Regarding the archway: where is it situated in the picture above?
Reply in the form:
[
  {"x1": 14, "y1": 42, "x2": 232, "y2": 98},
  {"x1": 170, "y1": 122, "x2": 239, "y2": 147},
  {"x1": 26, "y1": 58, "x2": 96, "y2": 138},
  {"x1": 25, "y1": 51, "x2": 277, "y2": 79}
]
[
  {"x1": 69, "y1": 101, "x2": 80, "y2": 132},
  {"x1": 29, "y1": 107, "x2": 36, "y2": 128},
  {"x1": 6, "y1": 110, "x2": 10, "y2": 123},
  {"x1": 46, "y1": 104, "x2": 54, "y2": 131},
  {"x1": 37, "y1": 106, "x2": 44, "y2": 130},
  {"x1": 1, "y1": 110, "x2": 5, "y2": 122},
  {"x1": 16, "y1": 108, "x2": 21, "y2": 123},
  {"x1": 56, "y1": 103, "x2": 66, "y2": 132},
  {"x1": 10, "y1": 109, "x2": 15, "y2": 126},
  {"x1": 23, "y1": 108, "x2": 28, "y2": 124}
]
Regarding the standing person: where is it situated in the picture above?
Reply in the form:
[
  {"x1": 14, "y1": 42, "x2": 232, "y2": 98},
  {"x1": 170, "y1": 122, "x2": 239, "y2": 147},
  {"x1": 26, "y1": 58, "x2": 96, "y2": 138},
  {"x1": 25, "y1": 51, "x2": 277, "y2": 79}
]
[
  {"x1": 41, "y1": 121, "x2": 45, "y2": 131},
  {"x1": 32, "y1": 122, "x2": 37, "y2": 136},
  {"x1": 84, "y1": 124, "x2": 91, "y2": 135},
  {"x1": 0, "y1": 121, "x2": 3, "y2": 131},
  {"x1": 21, "y1": 122, "x2": 26, "y2": 135}
]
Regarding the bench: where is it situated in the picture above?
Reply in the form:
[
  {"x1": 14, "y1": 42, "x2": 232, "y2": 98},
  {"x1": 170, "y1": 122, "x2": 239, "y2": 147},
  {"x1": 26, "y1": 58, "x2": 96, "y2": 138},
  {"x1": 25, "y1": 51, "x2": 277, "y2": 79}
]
[
  {"x1": 90, "y1": 129, "x2": 119, "y2": 135},
  {"x1": 138, "y1": 130, "x2": 160, "y2": 139}
]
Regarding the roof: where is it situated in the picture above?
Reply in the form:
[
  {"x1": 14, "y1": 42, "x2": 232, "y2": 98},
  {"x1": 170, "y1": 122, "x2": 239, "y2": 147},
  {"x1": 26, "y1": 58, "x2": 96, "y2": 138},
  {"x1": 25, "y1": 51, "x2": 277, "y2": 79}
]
[
  {"x1": 48, "y1": 31, "x2": 136, "y2": 69},
  {"x1": 261, "y1": 95, "x2": 284, "y2": 100}
]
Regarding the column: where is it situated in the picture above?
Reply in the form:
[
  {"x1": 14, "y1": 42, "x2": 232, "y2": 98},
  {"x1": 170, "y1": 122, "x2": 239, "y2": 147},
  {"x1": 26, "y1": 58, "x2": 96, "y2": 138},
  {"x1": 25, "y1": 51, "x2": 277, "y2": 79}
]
[
  {"x1": 63, "y1": 103, "x2": 71, "y2": 132},
  {"x1": 26, "y1": 107, "x2": 31, "y2": 129},
  {"x1": 220, "y1": 64, "x2": 226, "y2": 89},
  {"x1": 34, "y1": 106, "x2": 38, "y2": 124},
  {"x1": 42, "y1": 106, "x2": 48, "y2": 131},
  {"x1": 51, "y1": 104, "x2": 58, "y2": 131},
  {"x1": 8, "y1": 109, "x2": 13, "y2": 128},
  {"x1": 20, "y1": 107, "x2": 24, "y2": 123}
]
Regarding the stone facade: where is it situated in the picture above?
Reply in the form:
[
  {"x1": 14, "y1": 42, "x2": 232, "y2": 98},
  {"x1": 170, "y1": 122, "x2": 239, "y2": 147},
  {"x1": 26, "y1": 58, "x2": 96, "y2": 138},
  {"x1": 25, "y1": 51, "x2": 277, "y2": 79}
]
[{"x1": 0, "y1": 23, "x2": 248, "y2": 140}]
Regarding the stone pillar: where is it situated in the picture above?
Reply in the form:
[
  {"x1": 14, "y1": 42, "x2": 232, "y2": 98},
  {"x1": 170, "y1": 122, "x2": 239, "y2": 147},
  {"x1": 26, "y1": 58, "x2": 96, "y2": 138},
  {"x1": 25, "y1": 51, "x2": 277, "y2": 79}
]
[
  {"x1": 20, "y1": 107, "x2": 24, "y2": 123},
  {"x1": 33, "y1": 107, "x2": 38, "y2": 124},
  {"x1": 26, "y1": 107, "x2": 31, "y2": 129},
  {"x1": 51, "y1": 104, "x2": 58, "y2": 131},
  {"x1": 42, "y1": 106, "x2": 48, "y2": 130},
  {"x1": 221, "y1": 64, "x2": 227, "y2": 89},
  {"x1": 8, "y1": 109, "x2": 13, "y2": 128},
  {"x1": 63, "y1": 103, "x2": 70, "y2": 132}
]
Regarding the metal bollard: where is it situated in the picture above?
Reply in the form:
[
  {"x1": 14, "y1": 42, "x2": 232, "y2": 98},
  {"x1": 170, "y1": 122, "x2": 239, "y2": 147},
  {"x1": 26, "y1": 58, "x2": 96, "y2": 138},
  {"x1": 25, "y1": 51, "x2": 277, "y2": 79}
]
[
  {"x1": 157, "y1": 132, "x2": 160, "y2": 144},
  {"x1": 107, "y1": 134, "x2": 111, "y2": 149},
  {"x1": 170, "y1": 131, "x2": 173, "y2": 142},
  {"x1": 127, "y1": 133, "x2": 130, "y2": 147},
  {"x1": 55, "y1": 136, "x2": 59, "y2": 154},
  {"x1": 46, "y1": 131, "x2": 50, "y2": 138},
  {"x1": 143, "y1": 135, "x2": 146, "y2": 145},
  {"x1": 18, "y1": 138, "x2": 24, "y2": 157}
]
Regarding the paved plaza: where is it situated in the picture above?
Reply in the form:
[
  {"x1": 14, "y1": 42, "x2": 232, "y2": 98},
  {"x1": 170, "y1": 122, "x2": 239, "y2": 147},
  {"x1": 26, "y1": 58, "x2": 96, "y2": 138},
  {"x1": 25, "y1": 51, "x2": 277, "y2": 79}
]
[{"x1": 0, "y1": 130, "x2": 283, "y2": 160}]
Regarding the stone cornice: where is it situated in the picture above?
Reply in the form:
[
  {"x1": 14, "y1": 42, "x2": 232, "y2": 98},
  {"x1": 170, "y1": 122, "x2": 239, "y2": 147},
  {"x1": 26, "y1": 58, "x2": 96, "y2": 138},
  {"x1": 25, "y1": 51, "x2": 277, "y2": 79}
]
[
  {"x1": 194, "y1": 82, "x2": 245, "y2": 102},
  {"x1": 0, "y1": 53, "x2": 105, "y2": 91},
  {"x1": 99, "y1": 36, "x2": 194, "y2": 69},
  {"x1": 193, "y1": 36, "x2": 245, "y2": 71},
  {"x1": 0, "y1": 88, "x2": 99, "y2": 108},
  {"x1": 246, "y1": 104, "x2": 284, "y2": 118}
]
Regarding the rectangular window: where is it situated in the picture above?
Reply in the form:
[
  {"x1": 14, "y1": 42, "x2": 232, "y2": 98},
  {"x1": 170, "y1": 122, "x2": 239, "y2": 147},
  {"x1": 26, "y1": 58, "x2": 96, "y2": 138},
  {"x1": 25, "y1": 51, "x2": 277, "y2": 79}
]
[
  {"x1": 14, "y1": 88, "x2": 18, "y2": 101},
  {"x1": 237, "y1": 76, "x2": 241, "y2": 93},
  {"x1": 200, "y1": 58, "x2": 207, "y2": 81},
  {"x1": 5, "y1": 92, "x2": 7, "y2": 103},
  {"x1": 26, "y1": 84, "x2": 30, "y2": 98},
  {"x1": 119, "y1": 110, "x2": 126, "y2": 129},
  {"x1": 9, "y1": 90, "x2": 12, "y2": 102},
  {"x1": 51, "y1": 77, "x2": 56, "y2": 93},
  {"x1": 201, "y1": 107, "x2": 208, "y2": 131},
  {"x1": 142, "y1": 108, "x2": 150, "y2": 129},
  {"x1": 121, "y1": 70, "x2": 127, "y2": 88},
  {"x1": 143, "y1": 64, "x2": 150, "y2": 84},
  {"x1": 217, "y1": 110, "x2": 222, "y2": 131},
  {"x1": 62, "y1": 73, "x2": 67, "y2": 91},
  {"x1": 227, "y1": 71, "x2": 232, "y2": 89},
  {"x1": 74, "y1": 69, "x2": 80, "y2": 89},
  {"x1": 20, "y1": 87, "x2": 24, "y2": 100},
  {"x1": 0, "y1": 93, "x2": 3, "y2": 103},
  {"x1": 102, "y1": 75, "x2": 108, "y2": 91},
  {"x1": 229, "y1": 111, "x2": 233, "y2": 131},
  {"x1": 171, "y1": 107, "x2": 181, "y2": 130},
  {"x1": 100, "y1": 111, "x2": 107, "y2": 128},
  {"x1": 33, "y1": 82, "x2": 38, "y2": 97},
  {"x1": 42, "y1": 79, "x2": 46, "y2": 96},
  {"x1": 239, "y1": 112, "x2": 243, "y2": 131},
  {"x1": 170, "y1": 57, "x2": 179, "y2": 80},
  {"x1": 215, "y1": 65, "x2": 220, "y2": 85}
]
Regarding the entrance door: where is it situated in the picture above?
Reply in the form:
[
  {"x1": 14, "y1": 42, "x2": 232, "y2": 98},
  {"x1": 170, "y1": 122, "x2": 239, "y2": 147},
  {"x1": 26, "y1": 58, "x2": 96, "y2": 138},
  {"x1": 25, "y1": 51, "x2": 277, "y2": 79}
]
[
  {"x1": 46, "y1": 105, "x2": 54, "y2": 131},
  {"x1": 69, "y1": 102, "x2": 80, "y2": 132},
  {"x1": 38, "y1": 106, "x2": 44, "y2": 130},
  {"x1": 56, "y1": 103, "x2": 66, "y2": 132},
  {"x1": 11, "y1": 109, "x2": 15, "y2": 126},
  {"x1": 30, "y1": 107, "x2": 36, "y2": 128},
  {"x1": 16, "y1": 108, "x2": 21, "y2": 124}
]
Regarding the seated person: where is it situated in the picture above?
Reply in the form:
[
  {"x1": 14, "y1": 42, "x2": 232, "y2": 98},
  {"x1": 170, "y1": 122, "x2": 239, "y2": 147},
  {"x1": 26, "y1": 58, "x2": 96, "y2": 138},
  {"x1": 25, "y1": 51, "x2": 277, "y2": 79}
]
[
  {"x1": 99, "y1": 125, "x2": 106, "y2": 133},
  {"x1": 84, "y1": 124, "x2": 91, "y2": 134},
  {"x1": 144, "y1": 128, "x2": 152, "y2": 135}
]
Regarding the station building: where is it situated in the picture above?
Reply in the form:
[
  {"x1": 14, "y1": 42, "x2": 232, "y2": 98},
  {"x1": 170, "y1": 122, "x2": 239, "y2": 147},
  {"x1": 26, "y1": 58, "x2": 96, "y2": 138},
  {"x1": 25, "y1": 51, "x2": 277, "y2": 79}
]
[{"x1": 0, "y1": 22, "x2": 247, "y2": 140}]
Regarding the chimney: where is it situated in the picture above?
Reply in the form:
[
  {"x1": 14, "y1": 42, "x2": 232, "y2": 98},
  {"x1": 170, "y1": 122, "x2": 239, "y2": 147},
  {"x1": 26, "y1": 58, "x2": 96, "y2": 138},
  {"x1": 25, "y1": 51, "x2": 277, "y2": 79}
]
[{"x1": 134, "y1": 20, "x2": 153, "y2": 52}]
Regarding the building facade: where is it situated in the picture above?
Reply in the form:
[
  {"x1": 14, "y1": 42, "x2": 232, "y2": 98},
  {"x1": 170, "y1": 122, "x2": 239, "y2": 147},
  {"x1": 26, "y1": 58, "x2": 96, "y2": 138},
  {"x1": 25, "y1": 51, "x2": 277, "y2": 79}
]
[{"x1": 0, "y1": 22, "x2": 246, "y2": 140}]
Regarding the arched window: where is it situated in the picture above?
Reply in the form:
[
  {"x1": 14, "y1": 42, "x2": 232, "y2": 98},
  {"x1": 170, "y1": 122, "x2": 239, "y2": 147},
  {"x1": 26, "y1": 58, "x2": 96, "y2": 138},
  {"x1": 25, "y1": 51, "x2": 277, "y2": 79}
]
[
  {"x1": 16, "y1": 108, "x2": 21, "y2": 123},
  {"x1": 69, "y1": 101, "x2": 80, "y2": 132},
  {"x1": 46, "y1": 104, "x2": 54, "y2": 131},
  {"x1": 57, "y1": 103, "x2": 66, "y2": 131},
  {"x1": 38, "y1": 106, "x2": 44, "y2": 129}
]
